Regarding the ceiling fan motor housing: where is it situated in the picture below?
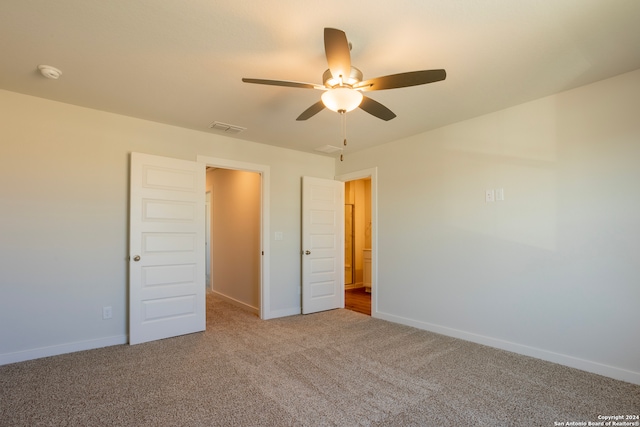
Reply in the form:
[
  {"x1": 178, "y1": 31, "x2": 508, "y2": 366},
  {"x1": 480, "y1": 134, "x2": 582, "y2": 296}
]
[{"x1": 323, "y1": 66, "x2": 363, "y2": 88}]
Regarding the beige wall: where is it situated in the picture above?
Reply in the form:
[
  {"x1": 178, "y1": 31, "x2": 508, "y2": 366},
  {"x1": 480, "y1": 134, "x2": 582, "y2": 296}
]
[
  {"x1": 209, "y1": 168, "x2": 261, "y2": 311},
  {"x1": 0, "y1": 89, "x2": 334, "y2": 363},
  {"x1": 337, "y1": 69, "x2": 640, "y2": 384}
]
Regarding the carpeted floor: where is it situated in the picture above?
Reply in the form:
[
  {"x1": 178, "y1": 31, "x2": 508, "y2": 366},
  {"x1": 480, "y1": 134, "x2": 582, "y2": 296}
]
[{"x1": 1, "y1": 295, "x2": 638, "y2": 426}]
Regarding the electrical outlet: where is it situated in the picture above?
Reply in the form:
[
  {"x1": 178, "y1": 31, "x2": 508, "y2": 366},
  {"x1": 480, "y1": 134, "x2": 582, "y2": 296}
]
[{"x1": 102, "y1": 306, "x2": 112, "y2": 320}]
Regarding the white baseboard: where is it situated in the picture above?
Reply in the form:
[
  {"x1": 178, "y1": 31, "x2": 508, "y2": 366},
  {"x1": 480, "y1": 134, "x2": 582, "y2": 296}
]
[
  {"x1": 0, "y1": 335, "x2": 128, "y2": 366},
  {"x1": 210, "y1": 291, "x2": 259, "y2": 315},
  {"x1": 374, "y1": 311, "x2": 640, "y2": 386}
]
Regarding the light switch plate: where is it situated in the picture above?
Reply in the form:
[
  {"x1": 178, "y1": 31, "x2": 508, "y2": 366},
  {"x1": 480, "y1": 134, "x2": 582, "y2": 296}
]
[
  {"x1": 275, "y1": 231, "x2": 283, "y2": 241},
  {"x1": 485, "y1": 189, "x2": 495, "y2": 202},
  {"x1": 495, "y1": 188, "x2": 504, "y2": 201}
]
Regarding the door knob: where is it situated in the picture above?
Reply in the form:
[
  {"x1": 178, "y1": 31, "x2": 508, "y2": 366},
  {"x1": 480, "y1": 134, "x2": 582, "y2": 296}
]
[
  {"x1": 133, "y1": 255, "x2": 141, "y2": 262},
  {"x1": 305, "y1": 250, "x2": 311, "y2": 255}
]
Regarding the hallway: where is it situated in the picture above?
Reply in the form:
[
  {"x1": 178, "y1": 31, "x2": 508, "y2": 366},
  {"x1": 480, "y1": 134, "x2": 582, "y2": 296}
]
[{"x1": 345, "y1": 288, "x2": 371, "y2": 316}]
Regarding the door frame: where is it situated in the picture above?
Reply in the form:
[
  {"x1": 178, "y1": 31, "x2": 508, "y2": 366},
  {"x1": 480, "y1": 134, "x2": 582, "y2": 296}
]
[
  {"x1": 335, "y1": 167, "x2": 378, "y2": 316},
  {"x1": 197, "y1": 155, "x2": 271, "y2": 320}
]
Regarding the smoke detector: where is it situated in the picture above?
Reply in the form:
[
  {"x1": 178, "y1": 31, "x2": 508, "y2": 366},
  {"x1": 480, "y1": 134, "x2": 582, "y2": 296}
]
[{"x1": 38, "y1": 65, "x2": 62, "y2": 79}]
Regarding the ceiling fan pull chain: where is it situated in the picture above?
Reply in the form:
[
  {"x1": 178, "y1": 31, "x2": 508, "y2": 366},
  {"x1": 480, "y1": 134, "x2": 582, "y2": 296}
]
[
  {"x1": 341, "y1": 110, "x2": 347, "y2": 146},
  {"x1": 340, "y1": 110, "x2": 346, "y2": 161}
]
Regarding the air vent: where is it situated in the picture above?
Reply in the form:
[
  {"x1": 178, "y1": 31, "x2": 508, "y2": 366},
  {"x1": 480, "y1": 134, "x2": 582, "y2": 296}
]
[
  {"x1": 314, "y1": 145, "x2": 343, "y2": 154},
  {"x1": 209, "y1": 121, "x2": 247, "y2": 134}
]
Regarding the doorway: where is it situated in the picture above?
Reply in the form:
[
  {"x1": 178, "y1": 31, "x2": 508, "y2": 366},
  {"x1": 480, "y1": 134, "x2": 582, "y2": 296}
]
[
  {"x1": 341, "y1": 174, "x2": 374, "y2": 316},
  {"x1": 129, "y1": 153, "x2": 270, "y2": 346},
  {"x1": 206, "y1": 168, "x2": 261, "y2": 315},
  {"x1": 197, "y1": 155, "x2": 271, "y2": 320}
]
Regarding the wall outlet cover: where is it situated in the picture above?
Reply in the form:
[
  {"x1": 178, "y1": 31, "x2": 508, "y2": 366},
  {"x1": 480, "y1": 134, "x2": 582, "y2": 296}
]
[{"x1": 102, "y1": 306, "x2": 113, "y2": 319}]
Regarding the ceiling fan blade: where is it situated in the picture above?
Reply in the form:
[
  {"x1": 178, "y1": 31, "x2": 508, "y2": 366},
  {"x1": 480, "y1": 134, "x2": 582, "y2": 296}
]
[
  {"x1": 296, "y1": 100, "x2": 326, "y2": 121},
  {"x1": 354, "y1": 69, "x2": 446, "y2": 91},
  {"x1": 324, "y1": 28, "x2": 351, "y2": 80},
  {"x1": 242, "y1": 78, "x2": 323, "y2": 90},
  {"x1": 359, "y1": 96, "x2": 396, "y2": 121}
]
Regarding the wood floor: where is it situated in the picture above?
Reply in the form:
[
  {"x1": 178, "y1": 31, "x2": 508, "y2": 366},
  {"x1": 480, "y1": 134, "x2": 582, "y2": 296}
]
[{"x1": 344, "y1": 287, "x2": 371, "y2": 316}]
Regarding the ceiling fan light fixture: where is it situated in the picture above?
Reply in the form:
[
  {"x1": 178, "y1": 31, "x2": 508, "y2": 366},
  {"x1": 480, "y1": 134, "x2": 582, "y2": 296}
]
[
  {"x1": 242, "y1": 28, "x2": 445, "y2": 124},
  {"x1": 321, "y1": 87, "x2": 363, "y2": 113}
]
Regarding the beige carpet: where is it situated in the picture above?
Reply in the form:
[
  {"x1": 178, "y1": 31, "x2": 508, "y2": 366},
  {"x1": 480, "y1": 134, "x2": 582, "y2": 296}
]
[{"x1": 1, "y1": 296, "x2": 638, "y2": 426}]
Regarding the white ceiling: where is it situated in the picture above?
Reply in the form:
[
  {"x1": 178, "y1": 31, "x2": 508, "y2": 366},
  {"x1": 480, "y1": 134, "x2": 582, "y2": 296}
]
[{"x1": 1, "y1": 0, "x2": 640, "y2": 157}]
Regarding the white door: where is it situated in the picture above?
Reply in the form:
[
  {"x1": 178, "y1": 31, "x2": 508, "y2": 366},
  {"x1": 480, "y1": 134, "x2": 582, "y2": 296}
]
[
  {"x1": 129, "y1": 152, "x2": 205, "y2": 345},
  {"x1": 301, "y1": 176, "x2": 344, "y2": 314}
]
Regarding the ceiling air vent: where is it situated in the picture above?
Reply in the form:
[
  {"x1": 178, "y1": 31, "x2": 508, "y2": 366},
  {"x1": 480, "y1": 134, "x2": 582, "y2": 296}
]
[
  {"x1": 209, "y1": 121, "x2": 246, "y2": 134},
  {"x1": 314, "y1": 145, "x2": 343, "y2": 154}
]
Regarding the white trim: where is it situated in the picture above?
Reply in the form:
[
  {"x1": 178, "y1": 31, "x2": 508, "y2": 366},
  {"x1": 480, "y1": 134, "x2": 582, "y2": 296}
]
[
  {"x1": 0, "y1": 335, "x2": 128, "y2": 366},
  {"x1": 197, "y1": 155, "x2": 271, "y2": 320},
  {"x1": 210, "y1": 291, "x2": 259, "y2": 315},
  {"x1": 376, "y1": 311, "x2": 640, "y2": 386},
  {"x1": 335, "y1": 167, "x2": 378, "y2": 317}
]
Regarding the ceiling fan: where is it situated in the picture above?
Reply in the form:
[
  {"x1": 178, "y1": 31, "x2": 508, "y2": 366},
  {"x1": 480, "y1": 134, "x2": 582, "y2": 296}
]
[{"x1": 242, "y1": 28, "x2": 446, "y2": 122}]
